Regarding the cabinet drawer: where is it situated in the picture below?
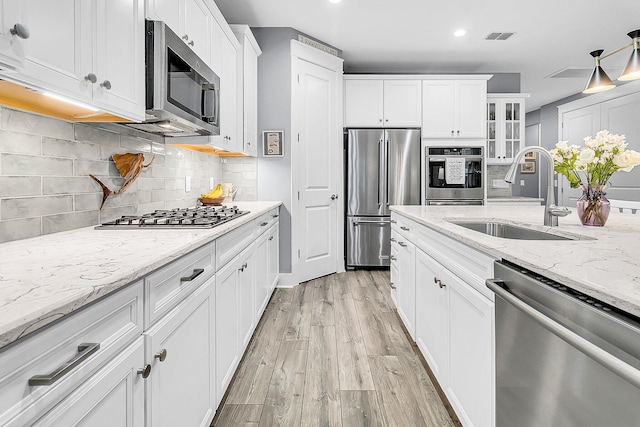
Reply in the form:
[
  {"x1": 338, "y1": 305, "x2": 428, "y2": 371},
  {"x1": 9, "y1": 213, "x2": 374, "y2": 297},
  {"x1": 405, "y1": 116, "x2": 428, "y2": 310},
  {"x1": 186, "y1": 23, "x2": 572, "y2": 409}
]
[
  {"x1": 254, "y1": 212, "x2": 270, "y2": 235},
  {"x1": 0, "y1": 282, "x2": 143, "y2": 427},
  {"x1": 145, "y1": 241, "x2": 215, "y2": 327},
  {"x1": 255, "y1": 207, "x2": 280, "y2": 236},
  {"x1": 216, "y1": 221, "x2": 255, "y2": 269},
  {"x1": 413, "y1": 223, "x2": 495, "y2": 299},
  {"x1": 391, "y1": 213, "x2": 414, "y2": 240}
]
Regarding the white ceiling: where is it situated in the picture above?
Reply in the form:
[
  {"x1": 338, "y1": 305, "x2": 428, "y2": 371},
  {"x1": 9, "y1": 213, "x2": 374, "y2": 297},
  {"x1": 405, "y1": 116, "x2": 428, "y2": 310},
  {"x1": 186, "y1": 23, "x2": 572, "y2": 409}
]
[{"x1": 215, "y1": 0, "x2": 640, "y2": 112}]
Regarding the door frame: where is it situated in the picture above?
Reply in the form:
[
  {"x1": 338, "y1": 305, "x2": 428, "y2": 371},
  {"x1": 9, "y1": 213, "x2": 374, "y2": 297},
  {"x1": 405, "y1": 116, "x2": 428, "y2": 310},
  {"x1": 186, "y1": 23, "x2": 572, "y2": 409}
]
[{"x1": 290, "y1": 40, "x2": 344, "y2": 286}]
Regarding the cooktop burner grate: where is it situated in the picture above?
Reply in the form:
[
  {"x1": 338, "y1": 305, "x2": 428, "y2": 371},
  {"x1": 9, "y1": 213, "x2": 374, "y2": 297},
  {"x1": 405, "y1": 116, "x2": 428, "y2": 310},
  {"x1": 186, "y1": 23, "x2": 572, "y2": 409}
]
[{"x1": 96, "y1": 206, "x2": 249, "y2": 229}]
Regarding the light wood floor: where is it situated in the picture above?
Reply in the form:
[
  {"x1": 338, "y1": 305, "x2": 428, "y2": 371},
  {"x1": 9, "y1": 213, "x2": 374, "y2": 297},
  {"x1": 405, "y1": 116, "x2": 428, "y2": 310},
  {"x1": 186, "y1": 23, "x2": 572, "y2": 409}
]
[{"x1": 212, "y1": 270, "x2": 458, "y2": 426}]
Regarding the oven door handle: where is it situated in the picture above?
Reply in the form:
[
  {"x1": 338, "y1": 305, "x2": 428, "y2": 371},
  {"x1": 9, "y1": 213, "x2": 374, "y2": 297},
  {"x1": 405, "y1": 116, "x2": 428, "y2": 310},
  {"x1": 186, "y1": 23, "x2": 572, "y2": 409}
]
[{"x1": 487, "y1": 278, "x2": 640, "y2": 389}]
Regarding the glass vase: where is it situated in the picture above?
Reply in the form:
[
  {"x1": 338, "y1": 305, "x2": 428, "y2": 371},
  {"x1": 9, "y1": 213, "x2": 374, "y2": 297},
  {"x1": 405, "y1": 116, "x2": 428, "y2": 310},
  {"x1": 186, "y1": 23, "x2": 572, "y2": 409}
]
[{"x1": 576, "y1": 185, "x2": 610, "y2": 226}]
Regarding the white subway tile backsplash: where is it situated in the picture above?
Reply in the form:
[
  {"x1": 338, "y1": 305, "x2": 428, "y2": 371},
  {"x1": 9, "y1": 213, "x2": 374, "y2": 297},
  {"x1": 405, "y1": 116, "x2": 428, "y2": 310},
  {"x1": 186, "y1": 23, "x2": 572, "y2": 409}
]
[
  {"x1": 0, "y1": 217, "x2": 42, "y2": 241},
  {"x1": 120, "y1": 135, "x2": 152, "y2": 152},
  {"x1": 0, "y1": 107, "x2": 258, "y2": 243},
  {"x1": 76, "y1": 159, "x2": 117, "y2": 177},
  {"x1": 74, "y1": 193, "x2": 102, "y2": 211},
  {"x1": 43, "y1": 211, "x2": 99, "y2": 234},
  {"x1": 43, "y1": 137, "x2": 100, "y2": 159},
  {"x1": 43, "y1": 176, "x2": 97, "y2": 195},
  {"x1": 0, "y1": 176, "x2": 41, "y2": 197},
  {"x1": 1, "y1": 108, "x2": 74, "y2": 140},
  {"x1": 2, "y1": 154, "x2": 73, "y2": 176},
  {"x1": 0, "y1": 131, "x2": 41, "y2": 155},
  {"x1": 74, "y1": 124, "x2": 120, "y2": 145},
  {"x1": 2, "y1": 195, "x2": 73, "y2": 220}
]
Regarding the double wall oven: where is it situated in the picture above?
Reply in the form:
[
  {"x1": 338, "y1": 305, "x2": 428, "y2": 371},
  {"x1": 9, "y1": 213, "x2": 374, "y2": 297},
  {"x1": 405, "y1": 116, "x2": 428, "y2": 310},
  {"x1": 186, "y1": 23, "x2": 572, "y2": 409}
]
[{"x1": 426, "y1": 146, "x2": 484, "y2": 205}]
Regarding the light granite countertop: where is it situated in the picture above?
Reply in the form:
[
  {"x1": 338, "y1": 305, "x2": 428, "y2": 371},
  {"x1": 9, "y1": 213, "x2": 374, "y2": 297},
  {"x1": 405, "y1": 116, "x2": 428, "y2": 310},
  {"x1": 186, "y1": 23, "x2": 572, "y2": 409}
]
[
  {"x1": 0, "y1": 201, "x2": 281, "y2": 350},
  {"x1": 485, "y1": 196, "x2": 544, "y2": 203},
  {"x1": 390, "y1": 205, "x2": 640, "y2": 317}
]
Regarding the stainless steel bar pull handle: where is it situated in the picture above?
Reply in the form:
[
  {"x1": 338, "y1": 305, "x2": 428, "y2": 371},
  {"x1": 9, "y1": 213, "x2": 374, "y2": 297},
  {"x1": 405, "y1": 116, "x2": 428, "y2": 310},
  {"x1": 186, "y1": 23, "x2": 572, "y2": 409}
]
[
  {"x1": 390, "y1": 255, "x2": 397, "y2": 261},
  {"x1": 390, "y1": 282, "x2": 397, "y2": 289},
  {"x1": 354, "y1": 220, "x2": 389, "y2": 226},
  {"x1": 398, "y1": 242, "x2": 407, "y2": 247},
  {"x1": 29, "y1": 343, "x2": 100, "y2": 386},
  {"x1": 272, "y1": 214, "x2": 279, "y2": 218},
  {"x1": 400, "y1": 226, "x2": 410, "y2": 231},
  {"x1": 180, "y1": 268, "x2": 204, "y2": 282},
  {"x1": 434, "y1": 277, "x2": 446, "y2": 288},
  {"x1": 486, "y1": 278, "x2": 640, "y2": 389},
  {"x1": 390, "y1": 237, "x2": 396, "y2": 242},
  {"x1": 261, "y1": 222, "x2": 268, "y2": 226}
]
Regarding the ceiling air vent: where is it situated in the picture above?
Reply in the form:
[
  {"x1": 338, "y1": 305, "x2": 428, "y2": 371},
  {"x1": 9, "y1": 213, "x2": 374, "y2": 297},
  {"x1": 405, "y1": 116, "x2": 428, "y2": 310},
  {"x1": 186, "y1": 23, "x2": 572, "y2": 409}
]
[{"x1": 485, "y1": 32, "x2": 514, "y2": 41}]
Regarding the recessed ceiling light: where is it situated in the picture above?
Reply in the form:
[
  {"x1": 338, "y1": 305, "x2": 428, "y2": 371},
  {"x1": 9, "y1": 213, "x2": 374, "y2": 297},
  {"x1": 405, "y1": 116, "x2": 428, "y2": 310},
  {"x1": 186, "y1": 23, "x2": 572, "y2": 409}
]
[
  {"x1": 328, "y1": 0, "x2": 341, "y2": 3},
  {"x1": 454, "y1": 29, "x2": 467, "y2": 37}
]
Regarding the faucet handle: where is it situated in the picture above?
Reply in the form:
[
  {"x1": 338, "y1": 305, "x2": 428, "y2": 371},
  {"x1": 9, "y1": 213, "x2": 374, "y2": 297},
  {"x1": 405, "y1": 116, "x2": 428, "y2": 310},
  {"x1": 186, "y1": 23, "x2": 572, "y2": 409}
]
[{"x1": 549, "y1": 205, "x2": 571, "y2": 217}]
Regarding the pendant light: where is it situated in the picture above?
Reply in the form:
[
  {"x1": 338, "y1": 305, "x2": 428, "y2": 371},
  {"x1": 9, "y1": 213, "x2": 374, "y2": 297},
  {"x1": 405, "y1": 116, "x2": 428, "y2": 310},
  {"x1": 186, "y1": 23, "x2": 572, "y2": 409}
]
[
  {"x1": 583, "y1": 50, "x2": 615, "y2": 93},
  {"x1": 582, "y1": 28, "x2": 640, "y2": 94},
  {"x1": 618, "y1": 30, "x2": 640, "y2": 81}
]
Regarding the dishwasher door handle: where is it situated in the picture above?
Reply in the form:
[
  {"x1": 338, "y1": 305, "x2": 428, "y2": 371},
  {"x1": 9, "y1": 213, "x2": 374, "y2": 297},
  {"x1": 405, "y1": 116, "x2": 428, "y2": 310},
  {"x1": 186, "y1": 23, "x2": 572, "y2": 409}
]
[{"x1": 487, "y1": 278, "x2": 640, "y2": 389}]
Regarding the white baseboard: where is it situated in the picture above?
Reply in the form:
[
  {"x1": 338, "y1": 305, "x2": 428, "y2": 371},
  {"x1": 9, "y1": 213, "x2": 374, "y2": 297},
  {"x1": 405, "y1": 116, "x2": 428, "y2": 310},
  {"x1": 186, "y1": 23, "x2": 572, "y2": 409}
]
[{"x1": 275, "y1": 272, "x2": 299, "y2": 289}]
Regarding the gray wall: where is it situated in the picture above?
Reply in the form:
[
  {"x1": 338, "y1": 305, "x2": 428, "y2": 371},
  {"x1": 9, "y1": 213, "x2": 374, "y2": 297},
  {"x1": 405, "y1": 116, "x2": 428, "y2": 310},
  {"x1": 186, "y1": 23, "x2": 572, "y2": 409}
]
[
  {"x1": 526, "y1": 92, "x2": 584, "y2": 203},
  {"x1": 0, "y1": 106, "x2": 257, "y2": 243},
  {"x1": 252, "y1": 28, "x2": 296, "y2": 274}
]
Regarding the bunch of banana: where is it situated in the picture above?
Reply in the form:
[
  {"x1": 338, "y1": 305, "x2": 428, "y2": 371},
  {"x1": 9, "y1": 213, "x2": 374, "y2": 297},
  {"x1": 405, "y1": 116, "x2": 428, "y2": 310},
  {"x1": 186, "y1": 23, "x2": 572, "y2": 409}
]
[{"x1": 201, "y1": 184, "x2": 223, "y2": 199}]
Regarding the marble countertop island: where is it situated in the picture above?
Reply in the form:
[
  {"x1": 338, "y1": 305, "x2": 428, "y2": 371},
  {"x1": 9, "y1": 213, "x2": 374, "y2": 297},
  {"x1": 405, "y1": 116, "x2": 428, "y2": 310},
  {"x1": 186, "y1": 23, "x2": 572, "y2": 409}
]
[
  {"x1": 0, "y1": 201, "x2": 281, "y2": 350},
  {"x1": 391, "y1": 205, "x2": 640, "y2": 318}
]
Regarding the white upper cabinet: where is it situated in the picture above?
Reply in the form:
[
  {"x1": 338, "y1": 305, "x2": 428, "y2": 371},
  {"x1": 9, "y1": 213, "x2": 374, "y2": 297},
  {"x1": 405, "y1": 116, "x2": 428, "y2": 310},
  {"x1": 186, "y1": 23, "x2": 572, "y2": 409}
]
[
  {"x1": 0, "y1": 0, "x2": 26, "y2": 70},
  {"x1": 0, "y1": 0, "x2": 145, "y2": 121},
  {"x1": 344, "y1": 78, "x2": 421, "y2": 127},
  {"x1": 146, "y1": 0, "x2": 211, "y2": 66},
  {"x1": 210, "y1": 32, "x2": 239, "y2": 152},
  {"x1": 90, "y1": 0, "x2": 145, "y2": 120},
  {"x1": 422, "y1": 79, "x2": 487, "y2": 139},
  {"x1": 486, "y1": 94, "x2": 528, "y2": 164},
  {"x1": 231, "y1": 24, "x2": 261, "y2": 157}
]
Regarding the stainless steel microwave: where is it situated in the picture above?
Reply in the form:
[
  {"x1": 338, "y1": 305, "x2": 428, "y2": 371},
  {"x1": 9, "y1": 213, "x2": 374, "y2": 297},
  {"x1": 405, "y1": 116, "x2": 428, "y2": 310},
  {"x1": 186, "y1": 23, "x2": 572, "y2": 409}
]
[{"x1": 123, "y1": 20, "x2": 220, "y2": 137}]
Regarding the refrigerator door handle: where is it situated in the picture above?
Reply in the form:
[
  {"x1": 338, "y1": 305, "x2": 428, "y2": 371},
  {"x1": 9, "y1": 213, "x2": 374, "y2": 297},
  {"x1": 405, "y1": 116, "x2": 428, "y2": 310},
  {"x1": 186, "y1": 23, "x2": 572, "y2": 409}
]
[
  {"x1": 385, "y1": 139, "x2": 390, "y2": 208},
  {"x1": 378, "y1": 139, "x2": 384, "y2": 209}
]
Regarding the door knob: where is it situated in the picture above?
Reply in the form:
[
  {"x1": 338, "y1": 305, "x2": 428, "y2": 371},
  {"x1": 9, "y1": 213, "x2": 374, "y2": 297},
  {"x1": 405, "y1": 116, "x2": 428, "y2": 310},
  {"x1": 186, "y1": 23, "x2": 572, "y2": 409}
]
[{"x1": 331, "y1": 194, "x2": 338, "y2": 200}]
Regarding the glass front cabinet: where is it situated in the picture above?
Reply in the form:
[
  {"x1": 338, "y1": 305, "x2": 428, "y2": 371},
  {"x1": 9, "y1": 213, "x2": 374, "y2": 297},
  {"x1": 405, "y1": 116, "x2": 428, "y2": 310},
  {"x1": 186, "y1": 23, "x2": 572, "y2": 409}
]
[{"x1": 486, "y1": 94, "x2": 529, "y2": 164}]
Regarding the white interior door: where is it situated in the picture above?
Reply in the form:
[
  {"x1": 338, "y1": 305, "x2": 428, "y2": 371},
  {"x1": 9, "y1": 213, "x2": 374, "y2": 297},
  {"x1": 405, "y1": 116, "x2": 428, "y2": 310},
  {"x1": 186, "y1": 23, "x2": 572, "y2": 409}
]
[{"x1": 293, "y1": 48, "x2": 342, "y2": 284}]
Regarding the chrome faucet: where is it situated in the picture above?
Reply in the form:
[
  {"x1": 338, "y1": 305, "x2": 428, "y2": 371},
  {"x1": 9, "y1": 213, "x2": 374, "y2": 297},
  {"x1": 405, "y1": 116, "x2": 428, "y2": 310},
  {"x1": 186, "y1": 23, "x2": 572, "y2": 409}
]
[{"x1": 505, "y1": 146, "x2": 570, "y2": 226}]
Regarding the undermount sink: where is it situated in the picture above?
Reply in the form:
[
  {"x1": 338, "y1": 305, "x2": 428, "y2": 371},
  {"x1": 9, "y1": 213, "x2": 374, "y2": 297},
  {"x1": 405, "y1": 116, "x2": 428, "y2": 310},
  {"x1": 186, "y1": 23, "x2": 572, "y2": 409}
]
[{"x1": 448, "y1": 220, "x2": 582, "y2": 241}]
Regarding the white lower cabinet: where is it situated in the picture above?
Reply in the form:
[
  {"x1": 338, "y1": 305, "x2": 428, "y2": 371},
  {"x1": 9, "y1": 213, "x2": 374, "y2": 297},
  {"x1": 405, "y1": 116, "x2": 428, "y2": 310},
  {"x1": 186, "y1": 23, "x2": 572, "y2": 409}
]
[
  {"x1": 33, "y1": 337, "x2": 145, "y2": 427},
  {"x1": 237, "y1": 245, "x2": 256, "y2": 352},
  {"x1": 393, "y1": 212, "x2": 495, "y2": 427},
  {"x1": 215, "y1": 254, "x2": 240, "y2": 404},
  {"x1": 144, "y1": 280, "x2": 215, "y2": 427},
  {"x1": 396, "y1": 236, "x2": 416, "y2": 339},
  {"x1": 0, "y1": 210, "x2": 280, "y2": 425},
  {"x1": 267, "y1": 223, "x2": 280, "y2": 294},
  {"x1": 415, "y1": 249, "x2": 448, "y2": 383},
  {"x1": 446, "y1": 269, "x2": 493, "y2": 427}
]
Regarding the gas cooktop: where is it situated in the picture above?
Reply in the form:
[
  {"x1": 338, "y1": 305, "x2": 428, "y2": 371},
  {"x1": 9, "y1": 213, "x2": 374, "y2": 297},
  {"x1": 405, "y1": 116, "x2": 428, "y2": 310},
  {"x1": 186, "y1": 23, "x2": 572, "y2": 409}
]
[{"x1": 96, "y1": 206, "x2": 249, "y2": 229}]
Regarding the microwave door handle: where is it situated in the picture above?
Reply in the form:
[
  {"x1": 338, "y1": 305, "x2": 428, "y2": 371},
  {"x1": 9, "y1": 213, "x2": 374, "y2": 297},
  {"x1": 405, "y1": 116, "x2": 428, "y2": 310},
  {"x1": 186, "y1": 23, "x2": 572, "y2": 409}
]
[{"x1": 201, "y1": 83, "x2": 217, "y2": 122}]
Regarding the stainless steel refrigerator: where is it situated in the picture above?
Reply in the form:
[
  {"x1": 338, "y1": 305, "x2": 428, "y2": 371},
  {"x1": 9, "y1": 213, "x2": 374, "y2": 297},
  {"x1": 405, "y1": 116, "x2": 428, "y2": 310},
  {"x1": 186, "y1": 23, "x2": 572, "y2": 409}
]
[{"x1": 346, "y1": 128, "x2": 421, "y2": 268}]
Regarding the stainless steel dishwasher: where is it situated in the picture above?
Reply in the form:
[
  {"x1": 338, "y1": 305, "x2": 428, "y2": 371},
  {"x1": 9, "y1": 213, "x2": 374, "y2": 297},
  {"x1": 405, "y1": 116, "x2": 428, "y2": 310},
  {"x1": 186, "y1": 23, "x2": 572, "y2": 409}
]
[{"x1": 487, "y1": 260, "x2": 640, "y2": 427}]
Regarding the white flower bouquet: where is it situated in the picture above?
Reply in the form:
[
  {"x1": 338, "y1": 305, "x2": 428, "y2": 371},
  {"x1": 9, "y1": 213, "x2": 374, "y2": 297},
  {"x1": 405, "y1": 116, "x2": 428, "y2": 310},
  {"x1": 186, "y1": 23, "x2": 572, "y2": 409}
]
[{"x1": 550, "y1": 130, "x2": 640, "y2": 188}]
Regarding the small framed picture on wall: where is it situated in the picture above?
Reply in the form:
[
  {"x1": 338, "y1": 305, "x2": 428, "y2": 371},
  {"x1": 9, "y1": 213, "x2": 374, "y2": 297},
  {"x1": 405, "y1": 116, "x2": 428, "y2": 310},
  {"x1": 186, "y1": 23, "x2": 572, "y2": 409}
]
[
  {"x1": 520, "y1": 161, "x2": 536, "y2": 174},
  {"x1": 263, "y1": 130, "x2": 284, "y2": 157}
]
